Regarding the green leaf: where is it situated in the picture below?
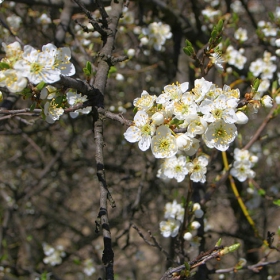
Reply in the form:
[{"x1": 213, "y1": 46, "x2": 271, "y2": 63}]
[
  {"x1": 217, "y1": 19, "x2": 224, "y2": 32},
  {"x1": 169, "y1": 118, "x2": 184, "y2": 126},
  {"x1": 211, "y1": 29, "x2": 218, "y2": 39},
  {"x1": 184, "y1": 262, "x2": 190, "y2": 271},
  {"x1": 183, "y1": 46, "x2": 194, "y2": 56},
  {"x1": 215, "y1": 238, "x2": 222, "y2": 247},
  {"x1": 273, "y1": 199, "x2": 280, "y2": 206},
  {"x1": 30, "y1": 103, "x2": 36, "y2": 112},
  {"x1": 73, "y1": 258, "x2": 81, "y2": 265},
  {"x1": 257, "y1": 189, "x2": 266, "y2": 196},
  {"x1": 83, "y1": 68, "x2": 90, "y2": 76},
  {"x1": 108, "y1": 66, "x2": 117, "y2": 77},
  {"x1": 86, "y1": 61, "x2": 92, "y2": 74},
  {"x1": 185, "y1": 39, "x2": 193, "y2": 47},
  {"x1": 0, "y1": 62, "x2": 10, "y2": 70},
  {"x1": 36, "y1": 81, "x2": 46, "y2": 91},
  {"x1": 268, "y1": 11, "x2": 275, "y2": 21},
  {"x1": 252, "y1": 78, "x2": 260, "y2": 92},
  {"x1": 55, "y1": 95, "x2": 64, "y2": 106}
]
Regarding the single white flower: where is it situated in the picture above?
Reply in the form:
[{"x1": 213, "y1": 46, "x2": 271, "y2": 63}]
[
  {"x1": 186, "y1": 155, "x2": 209, "y2": 183},
  {"x1": 203, "y1": 120, "x2": 237, "y2": 151},
  {"x1": 42, "y1": 43, "x2": 75, "y2": 76},
  {"x1": 160, "y1": 155, "x2": 189, "y2": 182},
  {"x1": 230, "y1": 161, "x2": 255, "y2": 182},
  {"x1": 142, "y1": 22, "x2": 172, "y2": 51},
  {"x1": 199, "y1": 94, "x2": 238, "y2": 124},
  {"x1": 187, "y1": 116, "x2": 208, "y2": 137},
  {"x1": 66, "y1": 90, "x2": 88, "y2": 106},
  {"x1": 164, "y1": 200, "x2": 185, "y2": 222},
  {"x1": 14, "y1": 45, "x2": 61, "y2": 84},
  {"x1": 44, "y1": 100, "x2": 64, "y2": 124},
  {"x1": 156, "y1": 82, "x2": 189, "y2": 106},
  {"x1": 0, "y1": 69, "x2": 27, "y2": 93},
  {"x1": 234, "y1": 27, "x2": 248, "y2": 42},
  {"x1": 124, "y1": 110, "x2": 155, "y2": 151},
  {"x1": 192, "y1": 78, "x2": 213, "y2": 103},
  {"x1": 133, "y1": 90, "x2": 156, "y2": 111},
  {"x1": 151, "y1": 125, "x2": 178, "y2": 158},
  {"x1": 160, "y1": 218, "x2": 181, "y2": 238}
]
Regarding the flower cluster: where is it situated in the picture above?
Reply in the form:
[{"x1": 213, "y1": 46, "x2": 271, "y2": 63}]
[
  {"x1": 40, "y1": 86, "x2": 91, "y2": 124},
  {"x1": 225, "y1": 45, "x2": 247, "y2": 70},
  {"x1": 159, "y1": 200, "x2": 205, "y2": 245},
  {"x1": 124, "y1": 78, "x2": 272, "y2": 183},
  {"x1": 249, "y1": 51, "x2": 277, "y2": 81},
  {"x1": 157, "y1": 154, "x2": 209, "y2": 183},
  {"x1": 140, "y1": 22, "x2": 172, "y2": 51},
  {"x1": 183, "y1": 203, "x2": 204, "y2": 243},
  {"x1": 0, "y1": 42, "x2": 75, "y2": 94},
  {"x1": 159, "y1": 200, "x2": 184, "y2": 238},
  {"x1": 42, "y1": 243, "x2": 66, "y2": 266},
  {"x1": 230, "y1": 148, "x2": 258, "y2": 182}
]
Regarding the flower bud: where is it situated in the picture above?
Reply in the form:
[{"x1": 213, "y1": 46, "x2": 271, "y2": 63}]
[
  {"x1": 176, "y1": 133, "x2": 191, "y2": 150},
  {"x1": 261, "y1": 95, "x2": 273, "y2": 108},
  {"x1": 140, "y1": 37, "x2": 149, "y2": 45},
  {"x1": 183, "y1": 232, "x2": 193, "y2": 241},
  {"x1": 194, "y1": 209, "x2": 204, "y2": 218},
  {"x1": 191, "y1": 221, "x2": 201, "y2": 230},
  {"x1": 127, "y1": 48, "x2": 135, "y2": 58},
  {"x1": 151, "y1": 112, "x2": 164, "y2": 125},
  {"x1": 235, "y1": 111, "x2": 249, "y2": 124}
]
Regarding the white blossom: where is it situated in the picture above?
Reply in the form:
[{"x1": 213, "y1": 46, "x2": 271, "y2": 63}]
[
  {"x1": 151, "y1": 125, "x2": 178, "y2": 158},
  {"x1": 124, "y1": 110, "x2": 155, "y2": 151},
  {"x1": 203, "y1": 120, "x2": 237, "y2": 151},
  {"x1": 14, "y1": 45, "x2": 61, "y2": 84},
  {"x1": 160, "y1": 218, "x2": 181, "y2": 238}
]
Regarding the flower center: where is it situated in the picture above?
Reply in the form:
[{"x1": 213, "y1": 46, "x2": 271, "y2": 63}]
[{"x1": 30, "y1": 62, "x2": 43, "y2": 74}]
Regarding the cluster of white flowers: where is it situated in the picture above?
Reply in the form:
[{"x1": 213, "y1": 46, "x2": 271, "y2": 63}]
[
  {"x1": 66, "y1": 89, "x2": 92, "y2": 118},
  {"x1": 140, "y1": 22, "x2": 172, "y2": 51},
  {"x1": 40, "y1": 86, "x2": 91, "y2": 124},
  {"x1": 230, "y1": 148, "x2": 258, "y2": 182},
  {"x1": 124, "y1": 78, "x2": 273, "y2": 183},
  {"x1": 0, "y1": 41, "x2": 75, "y2": 93},
  {"x1": 225, "y1": 45, "x2": 247, "y2": 70},
  {"x1": 42, "y1": 243, "x2": 66, "y2": 266},
  {"x1": 249, "y1": 51, "x2": 277, "y2": 81},
  {"x1": 159, "y1": 200, "x2": 204, "y2": 244},
  {"x1": 160, "y1": 200, "x2": 184, "y2": 238},
  {"x1": 157, "y1": 154, "x2": 209, "y2": 183},
  {"x1": 83, "y1": 258, "x2": 96, "y2": 276}
]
